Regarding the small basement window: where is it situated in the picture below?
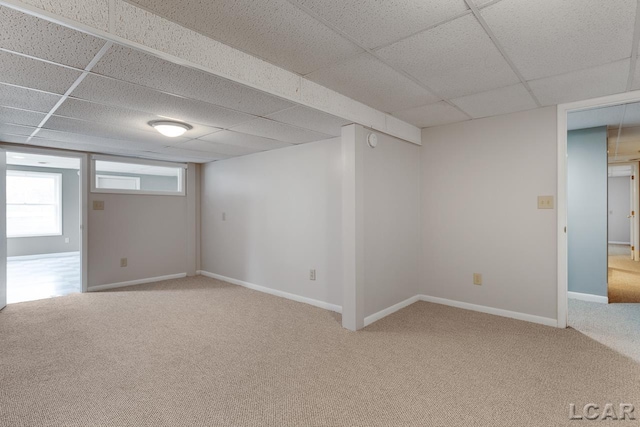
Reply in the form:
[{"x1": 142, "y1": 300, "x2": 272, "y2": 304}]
[{"x1": 91, "y1": 155, "x2": 186, "y2": 196}]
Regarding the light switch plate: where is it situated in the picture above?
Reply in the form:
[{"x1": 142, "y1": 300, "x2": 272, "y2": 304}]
[
  {"x1": 93, "y1": 200, "x2": 104, "y2": 210},
  {"x1": 537, "y1": 196, "x2": 554, "y2": 209}
]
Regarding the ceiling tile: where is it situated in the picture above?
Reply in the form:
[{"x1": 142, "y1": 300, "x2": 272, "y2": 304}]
[
  {"x1": 376, "y1": 14, "x2": 520, "y2": 99},
  {"x1": 288, "y1": 0, "x2": 469, "y2": 49},
  {"x1": 0, "y1": 5, "x2": 106, "y2": 68},
  {"x1": 0, "y1": 106, "x2": 46, "y2": 127},
  {"x1": 306, "y1": 53, "x2": 439, "y2": 113},
  {"x1": 198, "y1": 130, "x2": 292, "y2": 151},
  {"x1": 529, "y1": 60, "x2": 629, "y2": 106},
  {"x1": 622, "y1": 102, "x2": 640, "y2": 128},
  {"x1": 35, "y1": 128, "x2": 166, "y2": 152},
  {"x1": 54, "y1": 98, "x2": 222, "y2": 139},
  {"x1": 482, "y1": 0, "x2": 637, "y2": 80},
  {"x1": 156, "y1": 146, "x2": 231, "y2": 162},
  {"x1": 0, "y1": 83, "x2": 61, "y2": 113},
  {"x1": 42, "y1": 115, "x2": 190, "y2": 146},
  {"x1": 264, "y1": 106, "x2": 351, "y2": 137},
  {"x1": 181, "y1": 139, "x2": 262, "y2": 157},
  {"x1": 229, "y1": 118, "x2": 331, "y2": 144},
  {"x1": 568, "y1": 105, "x2": 625, "y2": 131},
  {"x1": 451, "y1": 84, "x2": 537, "y2": 119},
  {"x1": 71, "y1": 74, "x2": 256, "y2": 129},
  {"x1": 629, "y1": 58, "x2": 640, "y2": 91},
  {"x1": 92, "y1": 45, "x2": 295, "y2": 116},
  {"x1": 392, "y1": 101, "x2": 469, "y2": 128},
  {"x1": 0, "y1": 50, "x2": 82, "y2": 94},
  {"x1": 0, "y1": 123, "x2": 36, "y2": 136},
  {"x1": 0, "y1": 133, "x2": 29, "y2": 144},
  {"x1": 125, "y1": 0, "x2": 363, "y2": 74}
]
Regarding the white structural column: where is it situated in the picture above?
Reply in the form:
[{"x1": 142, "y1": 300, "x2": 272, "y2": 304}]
[
  {"x1": 0, "y1": 0, "x2": 421, "y2": 145},
  {"x1": 341, "y1": 124, "x2": 365, "y2": 330}
]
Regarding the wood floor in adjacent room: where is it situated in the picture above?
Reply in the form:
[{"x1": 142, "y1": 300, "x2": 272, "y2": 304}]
[
  {"x1": 1, "y1": 276, "x2": 639, "y2": 426},
  {"x1": 608, "y1": 244, "x2": 640, "y2": 303}
]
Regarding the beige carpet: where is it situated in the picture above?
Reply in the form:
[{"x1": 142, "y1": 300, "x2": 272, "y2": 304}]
[
  {"x1": 1, "y1": 276, "x2": 639, "y2": 426},
  {"x1": 608, "y1": 244, "x2": 640, "y2": 303}
]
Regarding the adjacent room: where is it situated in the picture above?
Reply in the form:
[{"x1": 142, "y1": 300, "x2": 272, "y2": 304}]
[{"x1": 1, "y1": 1, "x2": 640, "y2": 426}]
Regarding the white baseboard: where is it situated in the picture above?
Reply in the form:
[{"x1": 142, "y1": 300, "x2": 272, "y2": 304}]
[
  {"x1": 197, "y1": 270, "x2": 342, "y2": 313},
  {"x1": 364, "y1": 295, "x2": 420, "y2": 327},
  {"x1": 568, "y1": 291, "x2": 609, "y2": 304},
  {"x1": 8, "y1": 251, "x2": 79, "y2": 261},
  {"x1": 418, "y1": 295, "x2": 558, "y2": 327},
  {"x1": 608, "y1": 241, "x2": 630, "y2": 245},
  {"x1": 88, "y1": 273, "x2": 187, "y2": 292}
]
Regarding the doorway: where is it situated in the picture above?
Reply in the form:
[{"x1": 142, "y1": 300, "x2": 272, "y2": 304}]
[{"x1": 3, "y1": 148, "x2": 88, "y2": 305}]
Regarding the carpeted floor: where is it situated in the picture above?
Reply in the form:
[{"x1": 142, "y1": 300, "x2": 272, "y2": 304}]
[
  {"x1": 569, "y1": 299, "x2": 640, "y2": 364},
  {"x1": 608, "y1": 244, "x2": 640, "y2": 303},
  {"x1": 1, "y1": 275, "x2": 639, "y2": 426}
]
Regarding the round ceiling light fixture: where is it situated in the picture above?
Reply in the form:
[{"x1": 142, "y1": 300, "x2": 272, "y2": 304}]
[{"x1": 149, "y1": 120, "x2": 192, "y2": 138}]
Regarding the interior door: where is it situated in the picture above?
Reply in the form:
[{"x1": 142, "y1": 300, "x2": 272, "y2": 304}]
[{"x1": 0, "y1": 148, "x2": 6, "y2": 310}]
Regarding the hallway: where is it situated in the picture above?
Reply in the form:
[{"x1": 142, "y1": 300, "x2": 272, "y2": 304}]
[
  {"x1": 608, "y1": 244, "x2": 640, "y2": 303},
  {"x1": 7, "y1": 253, "x2": 81, "y2": 304}
]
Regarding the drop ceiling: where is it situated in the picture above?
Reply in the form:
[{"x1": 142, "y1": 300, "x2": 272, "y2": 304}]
[
  {"x1": 0, "y1": 5, "x2": 351, "y2": 163},
  {"x1": 3, "y1": 0, "x2": 640, "y2": 162},
  {"x1": 127, "y1": 0, "x2": 640, "y2": 127}
]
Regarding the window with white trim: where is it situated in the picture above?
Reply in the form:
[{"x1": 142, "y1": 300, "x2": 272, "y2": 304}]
[
  {"x1": 91, "y1": 156, "x2": 186, "y2": 196},
  {"x1": 7, "y1": 170, "x2": 62, "y2": 238}
]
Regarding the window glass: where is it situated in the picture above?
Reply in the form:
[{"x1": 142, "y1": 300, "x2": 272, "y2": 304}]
[
  {"x1": 92, "y1": 159, "x2": 184, "y2": 195},
  {"x1": 7, "y1": 171, "x2": 62, "y2": 237}
]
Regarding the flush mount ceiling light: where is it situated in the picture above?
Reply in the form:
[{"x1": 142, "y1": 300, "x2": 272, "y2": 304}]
[{"x1": 149, "y1": 120, "x2": 192, "y2": 138}]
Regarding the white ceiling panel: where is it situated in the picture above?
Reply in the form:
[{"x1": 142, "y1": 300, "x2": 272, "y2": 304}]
[
  {"x1": 35, "y1": 128, "x2": 168, "y2": 152},
  {"x1": 55, "y1": 98, "x2": 222, "y2": 139},
  {"x1": 392, "y1": 101, "x2": 469, "y2": 128},
  {"x1": 529, "y1": 59, "x2": 629, "y2": 106},
  {"x1": 155, "y1": 146, "x2": 231, "y2": 162},
  {"x1": 125, "y1": 0, "x2": 363, "y2": 75},
  {"x1": 376, "y1": 14, "x2": 520, "y2": 99},
  {"x1": 199, "y1": 130, "x2": 293, "y2": 151},
  {"x1": 0, "y1": 5, "x2": 106, "y2": 68},
  {"x1": 0, "y1": 123, "x2": 37, "y2": 136},
  {"x1": 0, "y1": 50, "x2": 82, "y2": 94},
  {"x1": 92, "y1": 45, "x2": 295, "y2": 116},
  {"x1": 482, "y1": 0, "x2": 637, "y2": 80},
  {"x1": 451, "y1": 84, "x2": 537, "y2": 119},
  {"x1": 288, "y1": 0, "x2": 469, "y2": 49},
  {"x1": 0, "y1": 133, "x2": 29, "y2": 144},
  {"x1": 27, "y1": 136, "x2": 154, "y2": 157},
  {"x1": 71, "y1": 74, "x2": 256, "y2": 129},
  {"x1": 180, "y1": 140, "x2": 262, "y2": 157},
  {"x1": 42, "y1": 115, "x2": 190, "y2": 146},
  {"x1": 567, "y1": 105, "x2": 624, "y2": 131},
  {"x1": 0, "y1": 106, "x2": 46, "y2": 127},
  {"x1": 629, "y1": 58, "x2": 640, "y2": 91},
  {"x1": 264, "y1": 106, "x2": 350, "y2": 137},
  {"x1": 306, "y1": 53, "x2": 439, "y2": 113},
  {"x1": 229, "y1": 118, "x2": 331, "y2": 144},
  {"x1": 0, "y1": 83, "x2": 61, "y2": 113}
]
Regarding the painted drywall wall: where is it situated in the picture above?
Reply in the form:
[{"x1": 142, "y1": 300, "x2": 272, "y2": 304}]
[
  {"x1": 7, "y1": 165, "x2": 80, "y2": 257},
  {"x1": 421, "y1": 106, "x2": 558, "y2": 320},
  {"x1": 200, "y1": 138, "x2": 343, "y2": 307},
  {"x1": 567, "y1": 127, "x2": 608, "y2": 297},
  {"x1": 359, "y1": 126, "x2": 421, "y2": 317},
  {"x1": 608, "y1": 176, "x2": 631, "y2": 244}
]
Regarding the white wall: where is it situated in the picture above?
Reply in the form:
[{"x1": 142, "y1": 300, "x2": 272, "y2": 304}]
[
  {"x1": 608, "y1": 176, "x2": 631, "y2": 243},
  {"x1": 200, "y1": 138, "x2": 343, "y2": 307},
  {"x1": 360, "y1": 126, "x2": 421, "y2": 317},
  {"x1": 88, "y1": 192, "x2": 188, "y2": 287},
  {"x1": 421, "y1": 107, "x2": 558, "y2": 320}
]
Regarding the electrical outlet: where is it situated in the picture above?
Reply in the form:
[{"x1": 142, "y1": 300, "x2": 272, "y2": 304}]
[
  {"x1": 120, "y1": 258, "x2": 128, "y2": 268},
  {"x1": 310, "y1": 269, "x2": 316, "y2": 281},
  {"x1": 222, "y1": 212, "x2": 226, "y2": 221},
  {"x1": 537, "y1": 195, "x2": 554, "y2": 209},
  {"x1": 93, "y1": 200, "x2": 104, "y2": 210},
  {"x1": 64, "y1": 237, "x2": 70, "y2": 243},
  {"x1": 473, "y1": 273, "x2": 482, "y2": 286}
]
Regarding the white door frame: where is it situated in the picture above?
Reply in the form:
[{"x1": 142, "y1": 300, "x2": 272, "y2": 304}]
[
  {"x1": 2, "y1": 145, "x2": 89, "y2": 293},
  {"x1": 558, "y1": 89, "x2": 640, "y2": 328}
]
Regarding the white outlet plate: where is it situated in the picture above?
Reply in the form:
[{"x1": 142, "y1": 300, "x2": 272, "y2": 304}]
[
  {"x1": 310, "y1": 269, "x2": 316, "y2": 281},
  {"x1": 473, "y1": 273, "x2": 482, "y2": 286},
  {"x1": 537, "y1": 195, "x2": 554, "y2": 209}
]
